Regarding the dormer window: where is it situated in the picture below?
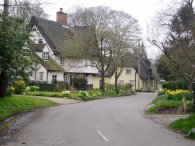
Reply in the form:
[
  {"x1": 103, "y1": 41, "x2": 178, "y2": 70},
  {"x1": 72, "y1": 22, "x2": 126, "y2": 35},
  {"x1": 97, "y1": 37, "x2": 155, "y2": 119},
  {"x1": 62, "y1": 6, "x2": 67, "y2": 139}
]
[
  {"x1": 38, "y1": 38, "x2": 43, "y2": 43},
  {"x1": 60, "y1": 58, "x2": 64, "y2": 65},
  {"x1": 43, "y1": 52, "x2": 49, "y2": 60}
]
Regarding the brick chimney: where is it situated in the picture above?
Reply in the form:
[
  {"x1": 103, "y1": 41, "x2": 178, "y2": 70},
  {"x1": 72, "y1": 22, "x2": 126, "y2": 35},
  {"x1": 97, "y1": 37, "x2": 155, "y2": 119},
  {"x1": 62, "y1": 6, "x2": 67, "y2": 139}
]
[{"x1": 56, "y1": 8, "x2": 67, "y2": 25}]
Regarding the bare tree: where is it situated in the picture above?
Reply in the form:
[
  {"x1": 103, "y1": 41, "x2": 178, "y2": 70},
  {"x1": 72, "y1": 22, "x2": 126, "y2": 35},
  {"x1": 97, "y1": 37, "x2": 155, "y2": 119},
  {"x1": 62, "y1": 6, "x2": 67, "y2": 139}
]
[
  {"x1": 148, "y1": 0, "x2": 195, "y2": 90},
  {"x1": 10, "y1": 0, "x2": 48, "y2": 22},
  {"x1": 108, "y1": 10, "x2": 141, "y2": 93},
  {"x1": 68, "y1": 6, "x2": 114, "y2": 91}
]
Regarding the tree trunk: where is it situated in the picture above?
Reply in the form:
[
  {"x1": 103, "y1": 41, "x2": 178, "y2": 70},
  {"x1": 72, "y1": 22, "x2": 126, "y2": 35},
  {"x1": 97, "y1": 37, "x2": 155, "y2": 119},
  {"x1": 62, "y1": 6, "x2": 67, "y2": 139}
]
[
  {"x1": 101, "y1": 73, "x2": 105, "y2": 91},
  {"x1": 188, "y1": 80, "x2": 192, "y2": 91},
  {"x1": 0, "y1": 71, "x2": 8, "y2": 98},
  {"x1": 114, "y1": 75, "x2": 119, "y2": 94}
]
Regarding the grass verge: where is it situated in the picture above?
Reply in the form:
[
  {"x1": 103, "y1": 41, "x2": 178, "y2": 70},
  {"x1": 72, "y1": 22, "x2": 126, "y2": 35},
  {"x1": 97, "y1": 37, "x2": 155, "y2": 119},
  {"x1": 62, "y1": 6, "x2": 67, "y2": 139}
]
[
  {"x1": 0, "y1": 96, "x2": 57, "y2": 121},
  {"x1": 146, "y1": 100, "x2": 182, "y2": 114},
  {"x1": 170, "y1": 114, "x2": 195, "y2": 139}
]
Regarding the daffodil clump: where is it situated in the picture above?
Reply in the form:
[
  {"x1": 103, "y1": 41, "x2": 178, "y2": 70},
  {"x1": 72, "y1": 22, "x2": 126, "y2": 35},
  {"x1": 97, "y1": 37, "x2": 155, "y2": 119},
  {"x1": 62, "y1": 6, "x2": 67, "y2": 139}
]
[
  {"x1": 163, "y1": 88, "x2": 192, "y2": 101},
  {"x1": 61, "y1": 90, "x2": 71, "y2": 98}
]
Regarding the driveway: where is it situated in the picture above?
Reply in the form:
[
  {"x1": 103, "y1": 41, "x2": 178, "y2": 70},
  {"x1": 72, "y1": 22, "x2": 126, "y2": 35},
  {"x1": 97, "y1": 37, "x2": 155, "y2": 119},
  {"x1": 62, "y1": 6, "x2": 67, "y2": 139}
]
[{"x1": 2, "y1": 93, "x2": 195, "y2": 146}]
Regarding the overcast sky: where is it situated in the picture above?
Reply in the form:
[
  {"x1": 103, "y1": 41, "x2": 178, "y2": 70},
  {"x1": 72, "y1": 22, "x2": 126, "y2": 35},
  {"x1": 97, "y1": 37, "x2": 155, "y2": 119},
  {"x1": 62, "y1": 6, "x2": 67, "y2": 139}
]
[
  {"x1": 42, "y1": 0, "x2": 180, "y2": 59},
  {"x1": 43, "y1": 0, "x2": 174, "y2": 36}
]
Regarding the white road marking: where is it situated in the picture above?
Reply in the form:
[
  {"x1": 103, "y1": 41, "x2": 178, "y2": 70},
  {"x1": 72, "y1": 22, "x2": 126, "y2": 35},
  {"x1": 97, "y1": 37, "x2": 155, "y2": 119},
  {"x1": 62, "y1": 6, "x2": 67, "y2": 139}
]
[{"x1": 97, "y1": 130, "x2": 110, "y2": 142}]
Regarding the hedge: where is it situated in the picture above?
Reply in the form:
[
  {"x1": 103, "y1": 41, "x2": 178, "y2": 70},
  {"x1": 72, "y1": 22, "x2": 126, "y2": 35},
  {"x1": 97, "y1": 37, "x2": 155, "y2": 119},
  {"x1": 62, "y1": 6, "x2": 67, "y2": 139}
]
[{"x1": 162, "y1": 81, "x2": 187, "y2": 90}]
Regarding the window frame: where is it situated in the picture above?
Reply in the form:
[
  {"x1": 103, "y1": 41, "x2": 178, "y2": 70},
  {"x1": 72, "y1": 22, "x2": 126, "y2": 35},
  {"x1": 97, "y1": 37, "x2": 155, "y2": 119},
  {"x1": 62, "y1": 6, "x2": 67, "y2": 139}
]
[
  {"x1": 42, "y1": 52, "x2": 49, "y2": 60},
  {"x1": 60, "y1": 58, "x2": 65, "y2": 65},
  {"x1": 52, "y1": 75, "x2": 57, "y2": 83},
  {"x1": 119, "y1": 80, "x2": 124, "y2": 85},
  {"x1": 39, "y1": 72, "x2": 44, "y2": 81},
  {"x1": 126, "y1": 69, "x2": 132, "y2": 75}
]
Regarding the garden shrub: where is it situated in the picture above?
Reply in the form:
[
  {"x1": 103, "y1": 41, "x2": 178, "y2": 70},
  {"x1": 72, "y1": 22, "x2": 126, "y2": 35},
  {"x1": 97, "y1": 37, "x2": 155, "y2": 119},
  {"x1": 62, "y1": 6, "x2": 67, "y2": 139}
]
[
  {"x1": 158, "y1": 90, "x2": 165, "y2": 96},
  {"x1": 102, "y1": 89, "x2": 117, "y2": 96},
  {"x1": 12, "y1": 80, "x2": 26, "y2": 94},
  {"x1": 106, "y1": 83, "x2": 133, "y2": 91},
  {"x1": 162, "y1": 81, "x2": 187, "y2": 90},
  {"x1": 30, "y1": 85, "x2": 39, "y2": 91},
  {"x1": 61, "y1": 90, "x2": 71, "y2": 98},
  {"x1": 105, "y1": 84, "x2": 115, "y2": 90},
  {"x1": 123, "y1": 83, "x2": 133, "y2": 91},
  {"x1": 38, "y1": 83, "x2": 57, "y2": 91},
  {"x1": 73, "y1": 77, "x2": 87, "y2": 90},
  {"x1": 165, "y1": 89, "x2": 192, "y2": 101},
  {"x1": 57, "y1": 81, "x2": 70, "y2": 91},
  {"x1": 78, "y1": 91, "x2": 89, "y2": 101}
]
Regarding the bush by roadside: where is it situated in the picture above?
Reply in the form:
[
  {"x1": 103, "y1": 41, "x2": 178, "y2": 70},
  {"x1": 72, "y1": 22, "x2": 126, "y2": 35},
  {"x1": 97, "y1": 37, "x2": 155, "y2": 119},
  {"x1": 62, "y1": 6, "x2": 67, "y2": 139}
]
[
  {"x1": 162, "y1": 81, "x2": 187, "y2": 90},
  {"x1": 25, "y1": 88, "x2": 132, "y2": 101},
  {"x1": 147, "y1": 88, "x2": 193, "y2": 114}
]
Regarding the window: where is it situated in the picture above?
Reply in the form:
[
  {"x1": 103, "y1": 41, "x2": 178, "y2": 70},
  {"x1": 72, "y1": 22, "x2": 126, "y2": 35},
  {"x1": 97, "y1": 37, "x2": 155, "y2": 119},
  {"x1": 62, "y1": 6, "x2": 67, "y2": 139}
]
[
  {"x1": 84, "y1": 60, "x2": 88, "y2": 67},
  {"x1": 126, "y1": 69, "x2": 132, "y2": 75},
  {"x1": 38, "y1": 38, "x2": 43, "y2": 43},
  {"x1": 60, "y1": 58, "x2": 64, "y2": 65},
  {"x1": 52, "y1": 75, "x2": 57, "y2": 83},
  {"x1": 43, "y1": 52, "x2": 49, "y2": 60},
  {"x1": 129, "y1": 80, "x2": 135, "y2": 85},
  {"x1": 119, "y1": 80, "x2": 124, "y2": 85},
  {"x1": 64, "y1": 75, "x2": 70, "y2": 84},
  {"x1": 39, "y1": 72, "x2": 44, "y2": 81}
]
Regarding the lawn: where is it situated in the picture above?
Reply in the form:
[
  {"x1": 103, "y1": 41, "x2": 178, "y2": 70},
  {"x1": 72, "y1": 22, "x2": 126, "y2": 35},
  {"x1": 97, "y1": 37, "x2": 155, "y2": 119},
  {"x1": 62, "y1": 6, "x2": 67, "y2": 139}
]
[
  {"x1": 0, "y1": 96, "x2": 57, "y2": 121},
  {"x1": 170, "y1": 114, "x2": 195, "y2": 139}
]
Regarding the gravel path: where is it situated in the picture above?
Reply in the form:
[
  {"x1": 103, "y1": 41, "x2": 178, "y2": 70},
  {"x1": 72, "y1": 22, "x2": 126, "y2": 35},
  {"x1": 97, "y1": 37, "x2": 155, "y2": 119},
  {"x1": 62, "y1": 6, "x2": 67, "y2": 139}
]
[{"x1": 32, "y1": 96, "x2": 80, "y2": 105}]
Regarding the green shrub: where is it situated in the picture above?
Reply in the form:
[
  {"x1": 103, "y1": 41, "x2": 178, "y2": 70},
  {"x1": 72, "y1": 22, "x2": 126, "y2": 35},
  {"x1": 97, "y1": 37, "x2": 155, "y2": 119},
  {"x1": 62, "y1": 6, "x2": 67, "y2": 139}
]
[
  {"x1": 106, "y1": 83, "x2": 133, "y2": 91},
  {"x1": 12, "y1": 80, "x2": 26, "y2": 94},
  {"x1": 78, "y1": 91, "x2": 89, "y2": 101},
  {"x1": 162, "y1": 81, "x2": 187, "y2": 90},
  {"x1": 167, "y1": 93, "x2": 193, "y2": 101},
  {"x1": 61, "y1": 90, "x2": 71, "y2": 98},
  {"x1": 102, "y1": 89, "x2": 117, "y2": 96},
  {"x1": 123, "y1": 83, "x2": 133, "y2": 91},
  {"x1": 158, "y1": 91, "x2": 165, "y2": 96},
  {"x1": 105, "y1": 84, "x2": 115, "y2": 90},
  {"x1": 57, "y1": 81, "x2": 70, "y2": 91},
  {"x1": 73, "y1": 77, "x2": 87, "y2": 90},
  {"x1": 30, "y1": 85, "x2": 39, "y2": 91}
]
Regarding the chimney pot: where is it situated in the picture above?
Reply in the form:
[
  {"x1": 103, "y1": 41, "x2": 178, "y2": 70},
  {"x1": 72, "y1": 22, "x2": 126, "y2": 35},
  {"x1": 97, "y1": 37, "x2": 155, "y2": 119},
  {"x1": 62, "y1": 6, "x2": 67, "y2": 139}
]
[{"x1": 56, "y1": 8, "x2": 67, "y2": 25}]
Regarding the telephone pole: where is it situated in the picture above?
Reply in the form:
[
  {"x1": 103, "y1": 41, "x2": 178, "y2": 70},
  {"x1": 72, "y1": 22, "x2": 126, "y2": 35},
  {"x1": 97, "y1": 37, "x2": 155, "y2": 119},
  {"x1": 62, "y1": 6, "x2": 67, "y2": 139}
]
[{"x1": 3, "y1": 0, "x2": 9, "y2": 16}]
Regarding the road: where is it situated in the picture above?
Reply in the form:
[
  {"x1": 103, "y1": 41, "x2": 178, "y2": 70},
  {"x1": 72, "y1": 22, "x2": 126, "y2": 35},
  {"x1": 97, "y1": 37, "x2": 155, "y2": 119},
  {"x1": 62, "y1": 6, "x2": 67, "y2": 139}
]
[{"x1": 2, "y1": 93, "x2": 195, "y2": 146}]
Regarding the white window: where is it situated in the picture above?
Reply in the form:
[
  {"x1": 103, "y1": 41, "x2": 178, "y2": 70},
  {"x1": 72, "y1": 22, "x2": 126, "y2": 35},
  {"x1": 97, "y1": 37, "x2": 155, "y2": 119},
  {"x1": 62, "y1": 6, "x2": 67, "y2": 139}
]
[
  {"x1": 119, "y1": 80, "x2": 124, "y2": 85},
  {"x1": 64, "y1": 75, "x2": 70, "y2": 84},
  {"x1": 52, "y1": 75, "x2": 57, "y2": 83},
  {"x1": 126, "y1": 69, "x2": 132, "y2": 75},
  {"x1": 84, "y1": 60, "x2": 88, "y2": 67},
  {"x1": 43, "y1": 52, "x2": 49, "y2": 60},
  {"x1": 38, "y1": 38, "x2": 43, "y2": 43},
  {"x1": 39, "y1": 72, "x2": 44, "y2": 81},
  {"x1": 129, "y1": 80, "x2": 135, "y2": 85},
  {"x1": 60, "y1": 58, "x2": 64, "y2": 65}
]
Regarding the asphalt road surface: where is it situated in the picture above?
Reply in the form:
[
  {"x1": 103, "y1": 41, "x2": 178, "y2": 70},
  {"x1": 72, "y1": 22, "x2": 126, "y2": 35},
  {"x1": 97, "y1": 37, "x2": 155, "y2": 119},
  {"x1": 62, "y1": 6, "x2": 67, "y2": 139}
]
[{"x1": 2, "y1": 93, "x2": 195, "y2": 146}]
